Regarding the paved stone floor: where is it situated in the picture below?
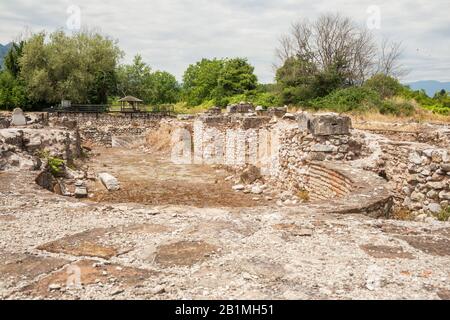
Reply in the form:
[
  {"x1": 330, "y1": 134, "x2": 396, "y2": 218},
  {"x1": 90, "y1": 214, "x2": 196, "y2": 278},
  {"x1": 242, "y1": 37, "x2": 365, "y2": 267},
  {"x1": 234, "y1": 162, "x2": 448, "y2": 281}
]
[{"x1": 0, "y1": 170, "x2": 450, "y2": 300}]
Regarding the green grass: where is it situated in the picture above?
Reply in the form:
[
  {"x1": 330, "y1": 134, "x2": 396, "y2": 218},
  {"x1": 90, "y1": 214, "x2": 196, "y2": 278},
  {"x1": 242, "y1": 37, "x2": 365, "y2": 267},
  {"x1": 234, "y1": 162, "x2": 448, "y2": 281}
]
[
  {"x1": 435, "y1": 206, "x2": 450, "y2": 222},
  {"x1": 172, "y1": 102, "x2": 209, "y2": 114}
]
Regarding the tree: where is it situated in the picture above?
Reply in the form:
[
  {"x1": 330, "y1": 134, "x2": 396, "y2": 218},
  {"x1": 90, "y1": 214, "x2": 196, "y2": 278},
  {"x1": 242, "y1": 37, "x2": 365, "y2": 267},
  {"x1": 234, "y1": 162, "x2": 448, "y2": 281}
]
[
  {"x1": 274, "y1": 14, "x2": 411, "y2": 105},
  {"x1": 276, "y1": 14, "x2": 377, "y2": 86},
  {"x1": 4, "y1": 41, "x2": 25, "y2": 78},
  {"x1": 19, "y1": 30, "x2": 123, "y2": 105},
  {"x1": 0, "y1": 71, "x2": 28, "y2": 110},
  {"x1": 217, "y1": 58, "x2": 258, "y2": 97},
  {"x1": 275, "y1": 56, "x2": 317, "y2": 103},
  {"x1": 182, "y1": 58, "x2": 258, "y2": 106},
  {"x1": 89, "y1": 70, "x2": 117, "y2": 104},
  {"x1": 182, "y1": 58, "x2": 223, "y2": 106},
  {"x1": 116, "y1": 56, "x2": 180, "y2": 104},
  {"x1": 116, "y1": 54, "x2": 152, "y2": 99},
  {"x1": 147, "y1": 71, "x2": 180, "y2": 104},
  {"x1": 376, "y1": 38, "x2": 408, "y2": 78}
]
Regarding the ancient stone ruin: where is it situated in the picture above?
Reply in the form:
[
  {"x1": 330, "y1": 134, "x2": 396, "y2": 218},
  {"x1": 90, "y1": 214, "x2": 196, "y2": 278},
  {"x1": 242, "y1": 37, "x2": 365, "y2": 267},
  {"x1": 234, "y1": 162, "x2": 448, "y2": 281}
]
[
  {"x1": 1, "y1": 106, "x2": 450, "y2": 300},
  {"x1": 11, "y1": 108, "x2": 27, "y2": 126}
]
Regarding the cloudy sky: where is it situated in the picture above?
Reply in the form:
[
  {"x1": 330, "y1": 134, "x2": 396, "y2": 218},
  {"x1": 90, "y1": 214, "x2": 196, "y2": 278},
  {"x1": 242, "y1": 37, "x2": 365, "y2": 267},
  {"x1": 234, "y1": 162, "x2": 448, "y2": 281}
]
[{"x1": 0, "y1": 0, "x2": 449, "y2": 83}]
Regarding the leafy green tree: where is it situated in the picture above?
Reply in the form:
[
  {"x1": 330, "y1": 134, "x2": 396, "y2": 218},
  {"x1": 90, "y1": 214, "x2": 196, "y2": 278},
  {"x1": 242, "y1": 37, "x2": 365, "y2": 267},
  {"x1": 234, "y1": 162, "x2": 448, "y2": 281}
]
[
  {"x1": 89, "y1": 70, "x2": 117, "y2": 104},
  {"x1": 0, "y1": 41, "x2": 28, "y2": 110},
  {"x1": 276, "y1": 56, "x2": 346, "y2": 104},
  {"x1": 182, "y1": 58, "x2": 223, "y2": 106},
  {"x1": 147, "y1": 71, "x2": 180, "y2": 104},
  {"x1": 4, "y1": 41, "x2": 25, "y2": 78},
  {"x1": 0, "y1": 71, "x2": 28, "y2": 110},
  {"x1": 182, "y1": 58, "x2": 258, "y2": 106},
  {"x1": 217, "y1": 58, "x2": 258, "y2": 97},
  {"x1": 312, "y1": 59, "x2": 349, "y2": 97},
  {"x1": 19, "y1": 30, "x2": 123, "y2": 105},
  {"x1": 116, "y1": 54, "x2": 152, "y2": 99},
  {"x1": 116, "y1": 56, "x2": 180, "y2": 105},
  {"x1": 276, "y1": 57, "x2": 317, "y2": 88}
]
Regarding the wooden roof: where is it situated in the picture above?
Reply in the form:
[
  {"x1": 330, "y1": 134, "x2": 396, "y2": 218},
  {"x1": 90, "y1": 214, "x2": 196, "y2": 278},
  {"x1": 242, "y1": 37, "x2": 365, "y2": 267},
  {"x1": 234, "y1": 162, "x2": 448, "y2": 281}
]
[{"x1": 118, "y1": 96, "x2": 143, "y2": 102}]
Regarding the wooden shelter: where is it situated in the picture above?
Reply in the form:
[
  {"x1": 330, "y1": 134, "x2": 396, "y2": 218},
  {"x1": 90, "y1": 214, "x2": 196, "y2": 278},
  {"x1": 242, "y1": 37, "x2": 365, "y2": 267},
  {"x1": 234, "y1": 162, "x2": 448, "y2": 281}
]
[{"x1": 118, "y1": 96, "x2": 144, "y2": 112}]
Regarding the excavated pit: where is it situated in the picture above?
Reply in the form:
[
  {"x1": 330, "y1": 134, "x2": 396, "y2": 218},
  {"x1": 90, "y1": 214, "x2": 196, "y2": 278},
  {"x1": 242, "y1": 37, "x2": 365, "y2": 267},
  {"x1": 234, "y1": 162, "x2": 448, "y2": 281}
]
[
  {"x1": 20, "y1": 113, "x2": 394, "y2": 215},
  {"x1": 86, "y1": 147, "x2": 272, "y2": 208}
]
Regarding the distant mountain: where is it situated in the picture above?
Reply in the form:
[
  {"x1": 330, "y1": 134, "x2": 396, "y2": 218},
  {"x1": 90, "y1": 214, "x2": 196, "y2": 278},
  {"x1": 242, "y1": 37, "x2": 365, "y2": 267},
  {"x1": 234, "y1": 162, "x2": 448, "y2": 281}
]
[
  {"x1": 406, "y1": 80, "x2": 450, "y2": 97},
  {"x1": 0, "y1": 43, "x2": 13, "y2": 69}
]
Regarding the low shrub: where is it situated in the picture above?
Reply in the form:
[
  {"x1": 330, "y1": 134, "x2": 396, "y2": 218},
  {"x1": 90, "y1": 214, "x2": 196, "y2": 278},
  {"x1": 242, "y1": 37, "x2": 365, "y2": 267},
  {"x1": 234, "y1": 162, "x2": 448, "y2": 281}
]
[
  {"x1": 225, "y1": 91, "x2": 281, "y2": 107},
  {"x1": 379, "y1": 100, "x2": 415, "y2": 117},
  {"x1": 297, "y1": 189, "x2": 310, "y2": 202},
  {"x1": 392, "y1": 208, "x2": 415, "y2": 221},
  {"x1": 308, "y1": 87, "x2": 381, "y2": 113},
  {"x1": 435, "y1": 206, "x2": 450, "y2": 222}
]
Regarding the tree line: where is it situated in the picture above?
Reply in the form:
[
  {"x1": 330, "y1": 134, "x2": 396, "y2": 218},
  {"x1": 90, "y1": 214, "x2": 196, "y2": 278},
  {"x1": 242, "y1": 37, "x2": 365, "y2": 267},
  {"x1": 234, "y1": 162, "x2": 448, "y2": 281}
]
[
  {"x1": 0, "y1": 29, "x2": 259, "y2": 110},
  {"x1": 0, "y1": 13, "x2": 448, "y2": 115}
]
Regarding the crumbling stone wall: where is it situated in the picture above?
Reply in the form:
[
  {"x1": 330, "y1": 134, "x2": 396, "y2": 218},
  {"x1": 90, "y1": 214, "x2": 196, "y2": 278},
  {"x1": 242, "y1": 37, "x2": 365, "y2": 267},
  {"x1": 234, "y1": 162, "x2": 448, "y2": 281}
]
[
  {"x1": 193, "y1": 115, "x2": 279, "y2": 175},
  {"x1": 49, "y1": 113, "x2": 162, "y2": 147},
  {"x1": 373, "y1": 143, "x2": 450, "y2": 215},
  {"x1": 47, "y1": 110, "x2": 449, "y2": 218},
  {"x1": 0, "y1": 128, "x2": 78, "y2": 171},
  {"x1": 193, "y1": 113, "x2": 364, "y2": 195}
]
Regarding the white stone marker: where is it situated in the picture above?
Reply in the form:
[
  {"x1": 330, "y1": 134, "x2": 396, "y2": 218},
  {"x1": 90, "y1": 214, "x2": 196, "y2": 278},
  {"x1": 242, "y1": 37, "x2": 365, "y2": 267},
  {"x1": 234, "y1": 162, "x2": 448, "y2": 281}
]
[
  {"x1": 98, "y1": 173, "x2": 120, "y2": 191},
  {"x1": 11, "y1": 108, "x2": 26, "y2": 126}
]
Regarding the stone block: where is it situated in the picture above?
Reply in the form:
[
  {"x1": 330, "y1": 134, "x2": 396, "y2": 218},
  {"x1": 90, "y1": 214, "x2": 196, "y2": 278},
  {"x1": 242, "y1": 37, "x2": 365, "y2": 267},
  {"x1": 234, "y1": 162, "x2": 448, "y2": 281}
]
[
  {"x1": 206, "y1": 106, "x2": 222, "y2": 115},
  {"x1": 267, "y1": 107, "x2": 287, "y2": 118},
  {"x1": 227, "y1": 103, "x2": 254, "y2": 114},
  {"x1": 11, "y1": 108, "x2": 26, "y2": 126},
  {"x1": 98, "y1": 173, "x2": 120, "y2": 191},
  {"x1": 298, "y1": 112, "x2": 313, "y2": 131},
  {"x1": 0, "y1": 118, "x2": 10, "y2": 128},
  {"x1": 308, "y1": 113, "x2": 351, "y2": 136}
]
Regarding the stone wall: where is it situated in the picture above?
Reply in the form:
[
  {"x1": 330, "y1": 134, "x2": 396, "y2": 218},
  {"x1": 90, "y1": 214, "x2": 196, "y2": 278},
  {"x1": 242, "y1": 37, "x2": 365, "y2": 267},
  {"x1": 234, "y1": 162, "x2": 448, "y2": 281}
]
[
  {"x1": 49, "y1": 113, "x2": 162, "y2": 147},
  {"x1": 373, "y1": 142, "x2": 450, "y2": 216},
  {"x1": 192, "y1": 115, "x2": 278, "y2": 175},
  {"x1": 191, "y1": 114, "x2": 390, "y2": 212},
  {"x1": 0, "y1": 128, "x2": 79, "y2": 171},
  {"x1": 47, "y1": 111, "x2": 448, "y2": 218},
  {"x1": 294, "y1": 163, "x2": 354, "y2": 201}
]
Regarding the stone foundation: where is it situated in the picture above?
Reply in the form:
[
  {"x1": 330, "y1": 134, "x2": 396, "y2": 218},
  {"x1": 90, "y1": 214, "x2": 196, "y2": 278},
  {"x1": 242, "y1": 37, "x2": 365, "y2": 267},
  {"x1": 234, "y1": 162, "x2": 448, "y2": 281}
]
[
  {"x1": 49, "y1": 113, "x2": 164, "y2": 147},
  {"x1": 3, "y1": 110, "x2": 447, "y2": 219}
]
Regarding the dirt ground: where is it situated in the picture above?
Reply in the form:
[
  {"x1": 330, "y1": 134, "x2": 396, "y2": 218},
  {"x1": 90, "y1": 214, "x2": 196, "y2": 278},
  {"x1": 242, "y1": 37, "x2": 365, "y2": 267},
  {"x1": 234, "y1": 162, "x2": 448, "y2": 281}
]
[
  {"x1": 87, "y1": 147, "x2": 272, "y2": 208},
  {"x1": 352, "y1": 120, "x2": 450, "y2": 146}
]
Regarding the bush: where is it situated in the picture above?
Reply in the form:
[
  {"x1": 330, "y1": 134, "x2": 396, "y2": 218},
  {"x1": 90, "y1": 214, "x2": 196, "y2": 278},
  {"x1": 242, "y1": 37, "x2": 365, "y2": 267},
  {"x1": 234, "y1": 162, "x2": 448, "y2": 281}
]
[
  {"x1": 214, "y1": 96, "x2": 230, "y2": 108},
  {"x1": 423, "y1": 104, "x2": 450, "y2": 116},
  {"x1": 364, "y1": 74, "x2": 403, "y2": 98},
  {"x1": 379, "y1": 100, "x2": 415, "y2": 116},
  {"x1": 308, "y1": 87, "x2": 381, "y2": 113},
  {"x1": 280, "y1": 86, "x2": 315, "y2": 105},
  {"x1": 225, "y1": 92, "x2": 281, "y2": 108},
  {"x1": 400, "y1": 87, "x2": 450, "y2": 116},
  {"x1": 435, "y1": 206, "x2": 450, "y2": 222}
]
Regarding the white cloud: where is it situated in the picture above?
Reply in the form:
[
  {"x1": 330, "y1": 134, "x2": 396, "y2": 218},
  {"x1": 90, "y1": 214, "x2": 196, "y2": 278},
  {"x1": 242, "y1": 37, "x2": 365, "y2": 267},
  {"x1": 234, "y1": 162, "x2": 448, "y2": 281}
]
[{"x1": 0, "y1": 0, "x2": 449, "y2": 82}]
